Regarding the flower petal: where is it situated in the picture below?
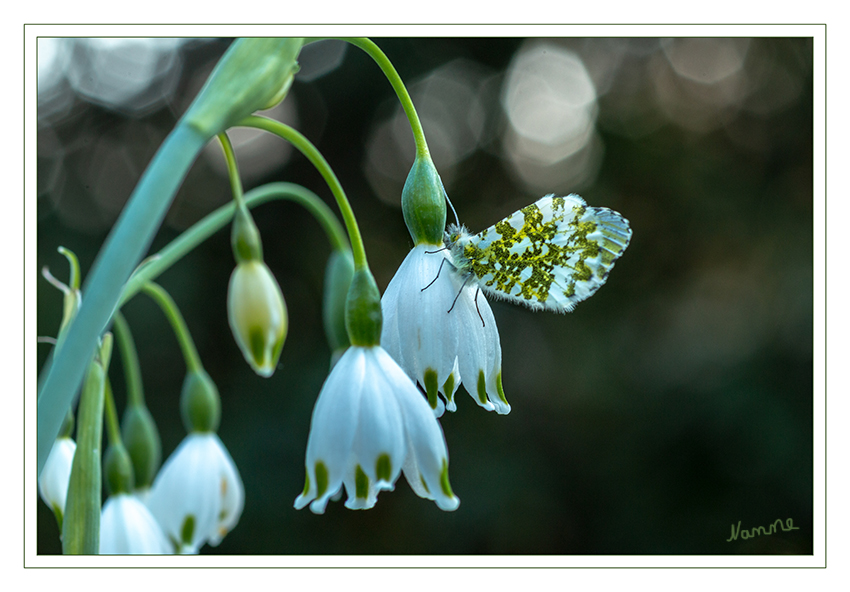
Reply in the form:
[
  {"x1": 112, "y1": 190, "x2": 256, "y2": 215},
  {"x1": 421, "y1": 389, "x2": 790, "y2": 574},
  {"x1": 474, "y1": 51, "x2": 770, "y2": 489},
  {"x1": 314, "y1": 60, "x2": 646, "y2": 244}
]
[{"x1": 145, "y1": 433, "x2": 244, "y2": 552}]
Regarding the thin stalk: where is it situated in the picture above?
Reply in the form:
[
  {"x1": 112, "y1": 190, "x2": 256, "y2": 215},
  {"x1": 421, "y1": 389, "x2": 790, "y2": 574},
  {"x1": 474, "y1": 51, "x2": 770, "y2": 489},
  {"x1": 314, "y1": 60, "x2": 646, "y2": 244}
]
[
  {"x1": 141, "y1": 282, "x2": 203, "y2": 373},
  {"x1": 338, "y1": 38, "x2": 430, "y2": 158},
  {"x1": 236, "y1": 116, "x2": 368, "y2": 270},
  {"x1": 112, "y1": 312, "x2": 145, "y2": 408},
  {"x1": 119, "y1": 182, "x2": 349, "y2": 306},
  {"x1": 217, "y1": 132, "x2": 246, "y2": 209}
]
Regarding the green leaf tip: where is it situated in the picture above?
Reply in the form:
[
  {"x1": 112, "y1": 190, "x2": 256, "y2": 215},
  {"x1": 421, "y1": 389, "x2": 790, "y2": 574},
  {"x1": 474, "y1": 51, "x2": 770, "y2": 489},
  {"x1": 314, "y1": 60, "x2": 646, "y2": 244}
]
[{"x1": 184, "y1": 38, "x2": 304, "y2": 138}]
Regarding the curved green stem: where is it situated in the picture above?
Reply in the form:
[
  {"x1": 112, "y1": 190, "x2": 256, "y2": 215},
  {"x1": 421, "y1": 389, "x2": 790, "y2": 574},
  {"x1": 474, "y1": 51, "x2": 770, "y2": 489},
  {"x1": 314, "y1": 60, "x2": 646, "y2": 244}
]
[
  {"x1": 119, "y1": 182, "x2": 349, "y2": 306},
  {"x1": 236, "y1": 116, "x2": 368, "y2": 270},
  {"x1": 217, "y1": 132, "x2": 246, "y2": 209},
  {"x1": 141, "y1": 282, "x2": 203, "y2": 373},
  {"x1": 112, "y1": 312, "x2": 145, "y2": 408},
  {"x1": 57, "y1": 246, "x2": 81, "y2": 291},
  {"x1": 338, "y1": 37, "x2": 429, "y2": 158}
]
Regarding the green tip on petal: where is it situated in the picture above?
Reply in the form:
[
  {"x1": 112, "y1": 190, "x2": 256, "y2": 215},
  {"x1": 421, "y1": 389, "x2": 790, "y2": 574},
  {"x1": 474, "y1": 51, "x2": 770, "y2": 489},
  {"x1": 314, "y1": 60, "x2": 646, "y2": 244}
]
[
  {"x1": 423, "y1": 368, "x2": 440, "y2": 409},
  {"x1": 375, "y1": 454, "x2": 392, "y2": 483},
  {"x1": 443, "y1": 374, "x2": 455, "y2": 403},
  {"x1": 355, "y1": 465, "x2": 369, "y2": 499},
  {"x1": 314, "y1": 461, "x2": 329, "y2": 499},
  {"x1": 439, "y1": 459, "x2": 454, "y2": 499},
  {"x1": 180, "y1": 515, "x2": 196, "y2": 547},
  {"x1": 301, "y1": 471, "x2": 311, "y2": 496},
  {"x1": 496, "y1": 372, "x2": 508, "y2": 406},
  {"x1": 477, "y1": 370, "x2": 488, "y2": 405}
]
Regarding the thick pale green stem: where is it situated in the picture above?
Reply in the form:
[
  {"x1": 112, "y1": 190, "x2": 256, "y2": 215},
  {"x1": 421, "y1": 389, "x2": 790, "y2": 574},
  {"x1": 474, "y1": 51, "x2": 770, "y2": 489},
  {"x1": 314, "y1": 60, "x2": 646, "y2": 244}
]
[
  {"x1": 62, "y1": 335, "x2": 112, "y2": 555},
  {"x1": 38, "y1": 37, "x2": 305, "y2": 478},
  {"x1": 37, "y1": 123, "x2": 207, "y2": 477}
]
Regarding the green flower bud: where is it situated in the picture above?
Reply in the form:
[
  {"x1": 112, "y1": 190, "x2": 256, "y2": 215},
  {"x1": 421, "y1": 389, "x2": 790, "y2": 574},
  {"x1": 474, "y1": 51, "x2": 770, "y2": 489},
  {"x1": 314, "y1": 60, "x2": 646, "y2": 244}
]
[
  {"x1": 231, "y1": 207, "x2": 263, "y2": 263},
  {"x1": 104, "y1": 443, "x2": 135, "y2": 496},
  {"x1": 183, "y1": 38, "x2": 304, "y2": 138},
  {"x1": 401, "y1": 154, "x2": 448, "y2": 246},
  {"x1": 323, "y1": 249, "x2": 355, "y2": 361},
  {"x1": 121, "y1": 404, "x2": 162, "y2": 490},
  {"x1": 345, "y1": 268, "x2": 383, "y2": 347},
  {"x1": 227, "y1": 260, "x2": 288, "y2": 377},
  {"x1": 180, "y1": 369, "x2": 221, "y2": 434}
]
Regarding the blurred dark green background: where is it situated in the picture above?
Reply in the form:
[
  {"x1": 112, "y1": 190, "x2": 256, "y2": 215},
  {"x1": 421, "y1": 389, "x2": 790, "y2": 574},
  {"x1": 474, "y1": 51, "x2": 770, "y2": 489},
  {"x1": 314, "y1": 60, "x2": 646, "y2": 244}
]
[{"x1": 36, "y1": 37, "x2": 813, "y2": 555}]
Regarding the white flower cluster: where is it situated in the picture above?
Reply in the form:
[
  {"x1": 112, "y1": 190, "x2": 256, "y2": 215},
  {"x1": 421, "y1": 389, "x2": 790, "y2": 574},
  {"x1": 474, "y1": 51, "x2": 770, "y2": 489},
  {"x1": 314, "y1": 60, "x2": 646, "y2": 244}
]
[{"x1": 39, "y1": 431, "x2": 244, "y2": 555}]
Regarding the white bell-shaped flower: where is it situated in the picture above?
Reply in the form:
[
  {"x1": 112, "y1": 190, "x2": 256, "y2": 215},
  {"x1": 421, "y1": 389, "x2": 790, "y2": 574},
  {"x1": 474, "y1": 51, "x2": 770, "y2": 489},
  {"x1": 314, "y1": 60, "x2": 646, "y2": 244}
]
[
  {"x1": 38, "y1": 437, "x2": 76, "y2": 523},
  {"x1": 381, "y1": 244, "x2": 509, "y2": 416},
  {"x1": 145, "y1": 433, "x2": 244, "y2": 554},
  {"x1": 99, "y1": 493, "x2": 171, "y2": 554},
  {"x1": 295, "y1": 345, "x2": 459, "y2": 514}
]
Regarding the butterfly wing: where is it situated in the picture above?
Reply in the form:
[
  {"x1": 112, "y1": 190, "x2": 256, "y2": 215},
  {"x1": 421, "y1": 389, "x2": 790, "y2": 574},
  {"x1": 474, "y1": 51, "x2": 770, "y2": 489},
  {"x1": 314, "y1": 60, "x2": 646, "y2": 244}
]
[{"x1": 452, "y1": 194, "x2": 631, "y2": 312}]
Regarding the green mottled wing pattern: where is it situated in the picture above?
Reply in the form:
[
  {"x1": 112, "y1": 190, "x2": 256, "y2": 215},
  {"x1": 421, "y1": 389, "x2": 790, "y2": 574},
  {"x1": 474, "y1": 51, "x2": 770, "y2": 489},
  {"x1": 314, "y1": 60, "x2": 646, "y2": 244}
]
[{"x1": 446, "y1": 194, "x2": 631, "y2": 313}]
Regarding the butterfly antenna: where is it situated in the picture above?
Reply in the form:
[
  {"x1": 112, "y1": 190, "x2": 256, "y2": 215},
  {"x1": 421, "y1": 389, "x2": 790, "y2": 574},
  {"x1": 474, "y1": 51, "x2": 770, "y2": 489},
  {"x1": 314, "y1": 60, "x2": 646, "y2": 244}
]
[{"x1": 443, "y1": 184, "x2": 460, "y2": 227}]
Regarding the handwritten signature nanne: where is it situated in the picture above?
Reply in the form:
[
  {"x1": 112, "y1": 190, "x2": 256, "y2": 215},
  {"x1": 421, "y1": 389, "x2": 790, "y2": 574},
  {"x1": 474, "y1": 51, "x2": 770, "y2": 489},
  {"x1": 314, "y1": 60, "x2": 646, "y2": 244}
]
[{"x1": 727, "y1": 518, "x2": 799, "y2": 542}]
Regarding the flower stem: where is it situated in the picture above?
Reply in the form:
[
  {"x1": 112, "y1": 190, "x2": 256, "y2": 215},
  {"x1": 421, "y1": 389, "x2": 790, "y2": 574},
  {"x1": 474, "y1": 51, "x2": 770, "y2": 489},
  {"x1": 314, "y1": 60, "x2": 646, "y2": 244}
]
[
  {"x1": 338, "y1": 37, "x2": 430, "y2": 158},
  {"x1": 236, "y1": 116, "x2": 368, "y2": 270},
  {"x1": 141, "y1": 282, "x2": 203, "y2": 373},
  {"x1": 119, "y1": 182, "x2": 349, "y2": 306},
  {"x1": 217, "y1": 132, "x2": 247, "y2": 209},
  {"x1": 103, "y1": 377, "x2": 122, "y2": 448},
  {"x1": 112, "y1": 312, "x2": 145, "y2": 408}
]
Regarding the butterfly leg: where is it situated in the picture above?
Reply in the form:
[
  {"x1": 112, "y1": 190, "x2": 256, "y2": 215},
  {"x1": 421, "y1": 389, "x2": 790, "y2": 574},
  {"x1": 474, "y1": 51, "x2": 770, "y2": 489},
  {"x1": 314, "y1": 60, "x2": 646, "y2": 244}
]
[
  {"x1": 473, "y1": 287, "x2": 485, "y2": 327},
  {"x1": 447, "y1": 275, "x2": 471, "y2": 314},
  {"x1": 421, "y1": 257, "x2": 447, "y2": 292}
]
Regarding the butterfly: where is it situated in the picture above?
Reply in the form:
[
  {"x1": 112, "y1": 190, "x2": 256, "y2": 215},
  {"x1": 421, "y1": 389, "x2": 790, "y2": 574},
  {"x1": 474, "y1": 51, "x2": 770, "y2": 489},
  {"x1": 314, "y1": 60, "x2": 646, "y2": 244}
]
[{"x1": 442, "y1": 194, "x2": 632, "y2": 313}]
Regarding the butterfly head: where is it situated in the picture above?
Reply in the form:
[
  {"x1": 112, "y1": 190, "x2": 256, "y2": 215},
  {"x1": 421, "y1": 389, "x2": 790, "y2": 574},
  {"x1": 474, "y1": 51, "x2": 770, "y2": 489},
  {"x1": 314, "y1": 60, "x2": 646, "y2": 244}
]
[{"x1": 444, "y1": 223, "x2": 470, "y2": 248}]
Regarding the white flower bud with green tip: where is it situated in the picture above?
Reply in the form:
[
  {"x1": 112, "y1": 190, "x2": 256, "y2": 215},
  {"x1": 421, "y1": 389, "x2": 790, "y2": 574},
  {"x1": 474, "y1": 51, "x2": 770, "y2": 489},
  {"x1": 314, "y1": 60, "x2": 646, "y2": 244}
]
[
  {"x1": 227, "y1": 260, "x2": 288, "y2": 377},
  {"x1": 295, "y1": 345, "x2": 459, "y2": 513},
  {"x1": 144, "y1": 433, "x2": 244, "y2": 554}
]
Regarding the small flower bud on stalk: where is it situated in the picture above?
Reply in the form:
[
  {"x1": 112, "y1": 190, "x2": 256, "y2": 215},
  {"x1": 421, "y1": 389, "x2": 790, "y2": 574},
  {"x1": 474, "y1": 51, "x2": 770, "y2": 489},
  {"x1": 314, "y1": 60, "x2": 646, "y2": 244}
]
[
  {"x1": 401, "y1": 153, "x2": 448, "y2": 246},
  {"x1": 227, "y1": 208, "x2": 288, "y2": 377}
]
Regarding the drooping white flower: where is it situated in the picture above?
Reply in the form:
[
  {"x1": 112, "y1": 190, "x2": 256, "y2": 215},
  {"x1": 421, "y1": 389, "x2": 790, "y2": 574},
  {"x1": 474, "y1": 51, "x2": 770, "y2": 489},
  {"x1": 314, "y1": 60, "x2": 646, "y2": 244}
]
[
  {"x1": 145, "y1": 433, "x2": 244, "y2": 554},
  {"x1": 295, "y1": 345, "x2": 459, "y2": 514},
  {"x1": 99, "y1": 493, "x2": 171, "y2": 554},
  {"x1": 38, "y1": 437, "x2": 76, "y2": 523},
  {"x1": 381, "y1": 244, "x2": 509, "y2": 416}
]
